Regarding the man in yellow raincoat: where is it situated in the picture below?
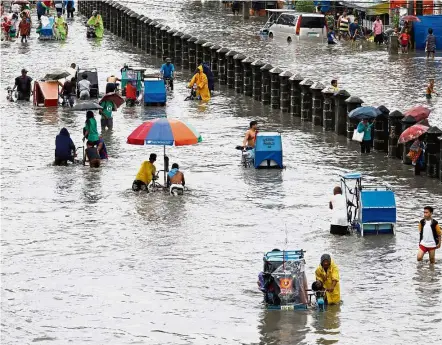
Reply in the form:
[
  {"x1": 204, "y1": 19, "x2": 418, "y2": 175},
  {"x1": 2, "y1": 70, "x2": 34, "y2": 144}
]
[
  {"x1": 187, "y1": 65, "x2": 210, "y2": 102},
  {"x1": 54, "y1": 12, "x2": 67, "y2": 40},
  {"x1": 315, "y1": 254, "x2": 340, "y2": 304},
  {"x1": 87, "y1": 10, "x2": 103, "y2": 38}
]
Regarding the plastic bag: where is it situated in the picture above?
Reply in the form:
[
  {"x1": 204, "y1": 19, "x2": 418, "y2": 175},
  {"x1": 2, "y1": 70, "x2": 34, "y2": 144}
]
[{"x1": 352, "y1": 129, "x2": 364, "y2": 142}]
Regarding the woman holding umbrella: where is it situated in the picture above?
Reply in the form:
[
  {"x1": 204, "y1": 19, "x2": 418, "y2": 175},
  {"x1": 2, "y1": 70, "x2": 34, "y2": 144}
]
[
  {"x1": 357, "y1": 119, "x2": 374, "y2": 154},
  {"x1": 408, "y1": 136, "x2": 426, "y2": 175}
]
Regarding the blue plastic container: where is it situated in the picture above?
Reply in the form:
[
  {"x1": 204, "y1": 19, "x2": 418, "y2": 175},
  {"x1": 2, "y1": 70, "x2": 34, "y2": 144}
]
[
  {"x1": 254, "y1": 132, "x2": 283, "y2": 169},
  {"x1": 144, "y1": 79, "x2": 166, "y2": 104}
]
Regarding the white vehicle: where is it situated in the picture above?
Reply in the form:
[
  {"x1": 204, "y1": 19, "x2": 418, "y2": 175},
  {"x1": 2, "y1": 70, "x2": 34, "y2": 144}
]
[{"x1": 260, "y1": 9, "x2": 326, "y2": 41}]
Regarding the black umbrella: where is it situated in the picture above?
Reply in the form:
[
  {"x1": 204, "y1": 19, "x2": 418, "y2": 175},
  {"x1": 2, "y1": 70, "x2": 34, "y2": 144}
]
[
  {"x1": 43, "y1": 70, "x2": 71, "y2": 81},
  {"x1": 72, "y1": 102, "x2": 103, "y2": 111}
]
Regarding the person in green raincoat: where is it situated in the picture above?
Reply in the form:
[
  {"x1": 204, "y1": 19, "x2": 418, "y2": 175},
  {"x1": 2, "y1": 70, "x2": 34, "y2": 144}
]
[
  {"x1": 54, "y1": 13, "x2": 67, "y2": 40},
  {"x1": 87, "y1": 10, "x2": 103, "y2": 38}
]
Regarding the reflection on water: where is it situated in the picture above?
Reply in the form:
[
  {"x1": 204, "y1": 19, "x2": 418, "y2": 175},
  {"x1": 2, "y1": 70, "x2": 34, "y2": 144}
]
[
  {"x1": 1, "y1": 2, "x2": 442, "y2": 345},
  {"x1": 258, "y1": 309, "x2": 309, "y2": 345}
]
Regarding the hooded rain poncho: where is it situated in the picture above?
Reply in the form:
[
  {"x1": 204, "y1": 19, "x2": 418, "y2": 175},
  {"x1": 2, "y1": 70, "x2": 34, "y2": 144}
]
[
  {"x1": 87, "y1": 14, "x2": 103, "y2": 38},
  {"x1": 187, "y1": 65, "x2": 210, "y2": 102},
  {"x1": 315, "y1": 254, "x2": 341, "y2": 305}
]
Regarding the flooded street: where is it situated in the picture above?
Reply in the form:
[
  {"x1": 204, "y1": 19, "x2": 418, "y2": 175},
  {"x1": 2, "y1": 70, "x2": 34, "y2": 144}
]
[{"x1": 1, "y1": 2, "x2": 442, "y2": 345}]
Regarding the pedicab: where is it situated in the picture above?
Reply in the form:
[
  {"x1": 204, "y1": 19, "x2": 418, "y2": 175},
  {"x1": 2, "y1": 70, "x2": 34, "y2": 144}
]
[
  {"x1": 340, "y1": 172, "x2": 397, "y2": 236},
  {"x1": 76, "y1": 67, "x2": 99, "y2": 98},
  {"x1": 37, "y1": 15, "x2": 55, "y2": 40},
  {"x1": 236, "y1": 132, "x2": 284, "y2": 169},
  {"x1": 127, "y1": 118, "x2": 201, "y2": 195},
  {"x1": 258, "y1": 250, "x2": 324, "y2": 311},
  {"x1": 120, "y1": 66, "x2": 146, "y2": 96}
]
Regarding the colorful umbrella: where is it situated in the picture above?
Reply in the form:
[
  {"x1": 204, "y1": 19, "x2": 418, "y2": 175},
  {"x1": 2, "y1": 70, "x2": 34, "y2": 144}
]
[
  {"x1": 99, "y1": 92, "x2": 124, "y2": 110},
  {"x1": 398, "y1": 124, "x2": 429, "y2": 144},
  {"x1": 403, "y1": 106, "x2": 431, "y2": 122},
  {"x1": 348, "y1": 106, "x2": 382, "y2": 120},
  {"x1": 401, "y1": 15, "x2": 421, "y2": 22},
  {"x1": 127, "y1": 118, "x2": 202, "y2": 185},
  {"x1": 127, "y1": 118, "x2": 202, "y2": 146}
]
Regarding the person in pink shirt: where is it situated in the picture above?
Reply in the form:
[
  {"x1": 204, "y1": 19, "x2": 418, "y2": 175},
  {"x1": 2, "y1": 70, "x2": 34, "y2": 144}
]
[{"x1": 372, "y1": 16, "x2": 383, "y2": 45}]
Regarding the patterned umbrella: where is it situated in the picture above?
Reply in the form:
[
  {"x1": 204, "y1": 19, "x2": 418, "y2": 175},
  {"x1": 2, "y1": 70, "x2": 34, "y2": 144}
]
[{"x1": 398, "y1": 124, "x2": 429, "y2": 144}]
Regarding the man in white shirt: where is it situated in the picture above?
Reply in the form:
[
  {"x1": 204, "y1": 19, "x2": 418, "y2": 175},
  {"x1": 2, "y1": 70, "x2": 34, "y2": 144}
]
[
  {"x1": 417, "y1": 206, "x2": 441, "y2": 264},
  {"x1": 78, "y1": 73, "x2": 91, "y2": 100},
  {"x1": 329, "y1": 186, "x2": 349, "y2": 235}
]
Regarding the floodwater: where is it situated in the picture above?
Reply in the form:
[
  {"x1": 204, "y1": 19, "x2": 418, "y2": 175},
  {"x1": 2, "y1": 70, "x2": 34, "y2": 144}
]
[{"x1": 1, "y1": 2, "x2": 442, "y2": 345}]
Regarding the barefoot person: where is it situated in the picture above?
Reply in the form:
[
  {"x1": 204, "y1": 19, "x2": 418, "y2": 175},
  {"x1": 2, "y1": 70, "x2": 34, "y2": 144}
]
[{"x1": 417, "y1": 206, "x2": 441, "y2": 264}]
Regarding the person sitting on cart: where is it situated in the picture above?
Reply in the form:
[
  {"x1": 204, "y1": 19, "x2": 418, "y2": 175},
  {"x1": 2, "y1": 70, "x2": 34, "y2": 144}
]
[
  {"x1": 54, "y1": 127, "x2": 76, "y2": 166},
  {"x1": 315, "y1": 254, "x2": 340, "y2": 305},
  {"x1": 78, "y1": 73, "x2": 91, "y2": 100},
  {"x1": 160, "y1": 58, "x2": 175, "y2": 90},
  {"x1": 97, "y1": 135, "x2": 108, "y2": 160},
  {"x1": 84, "y1": 141, "x2": 101, "y2": 168},
  {"x1": 132, "y1": 154, "x2": 157, "y2": 192},
  {"x1": 125, "y1": 80, "x2": 137, "y2": 106},
  {"x1": 106, "y1": 75, "x2": 120, "y2": 93},
  {"x1": 166, "y1": 163, "x2": 185, "y2": 188}
]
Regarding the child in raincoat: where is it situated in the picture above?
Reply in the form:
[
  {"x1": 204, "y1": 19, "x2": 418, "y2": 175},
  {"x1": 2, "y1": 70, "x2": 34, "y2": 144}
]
[
  {"x1": 87, "y1": 10, "x2": 103, "y2": 38},
  {"x1": 315, "y1": 254, "x2": 340, "y2": 305},
  {"x1": 187, "y1": 65, "x2": 210, "y2": 102}
]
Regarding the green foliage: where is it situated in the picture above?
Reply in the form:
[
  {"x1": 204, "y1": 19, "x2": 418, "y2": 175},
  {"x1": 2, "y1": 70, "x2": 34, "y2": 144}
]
[{"x1": 295, "y1": 0, "x2": 316, "y2": 13}]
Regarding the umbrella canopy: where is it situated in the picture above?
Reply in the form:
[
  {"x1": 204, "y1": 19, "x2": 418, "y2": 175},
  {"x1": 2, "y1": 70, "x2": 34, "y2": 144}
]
[
  {"x1": 402, "y1": 15, "x2": 421, "y2": 22},
  {"x1": 403, "y1": 105, "x2": 431, "y2": 122},
  {"x1": 43, "y1": 70, "x2": 71, "y2": 81},
  {"x1": 127, "y1": 118, "x2": 202, "y2": 146},
  {"x1": 348, "y1": 106, "x2": 382, "y2": 120},
  {"x1": 398, "y1": 124, "x2": 429, "y2": 144},
  {"x1": 72, "y1": 102, "x2": 103, "y2": 111},
  {"x1": 99, "y1": 93, "x2": 124, "y2": 110}
]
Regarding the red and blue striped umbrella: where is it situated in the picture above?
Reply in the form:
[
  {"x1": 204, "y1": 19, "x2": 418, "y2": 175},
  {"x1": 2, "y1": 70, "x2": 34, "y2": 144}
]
[{"x1": 127, "y1": 118, "x2": 202, "y2": 146}]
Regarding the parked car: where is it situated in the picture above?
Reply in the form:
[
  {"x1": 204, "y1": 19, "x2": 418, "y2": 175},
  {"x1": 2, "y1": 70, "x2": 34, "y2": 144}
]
[{"x1": 260, "y1": 10, "x2": 326, "y2": 41}]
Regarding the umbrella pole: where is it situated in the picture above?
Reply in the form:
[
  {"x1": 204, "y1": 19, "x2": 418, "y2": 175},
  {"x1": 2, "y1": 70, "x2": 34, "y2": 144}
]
[{"x1": 163, "y1": 145, "x2": 166, "y2": 187}]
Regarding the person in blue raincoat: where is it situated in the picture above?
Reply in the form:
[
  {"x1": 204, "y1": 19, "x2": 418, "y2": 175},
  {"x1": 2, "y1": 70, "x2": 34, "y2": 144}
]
[
  {"x1": 197, "y1": 60, "x2": 214, "y2": 93},
  {"x1": 54, "y1": 128, "x2": 76, "y2": 165},
  {"x1": 64, "y1": 0, "x2": 75, "y2": 19}
]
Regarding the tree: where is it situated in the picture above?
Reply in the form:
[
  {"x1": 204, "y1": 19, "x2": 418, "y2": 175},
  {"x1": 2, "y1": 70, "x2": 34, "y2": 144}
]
[{"x1": 295, "y1": 0, "x2": 316, "y2": 13}]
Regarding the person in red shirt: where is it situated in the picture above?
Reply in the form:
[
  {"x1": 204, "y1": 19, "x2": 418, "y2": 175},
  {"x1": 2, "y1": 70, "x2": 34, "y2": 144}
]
[
  {"x1": 399, "y1": 28, "x2": 410, "y2": 54},
  {"x1": 18, "y1": 16, "x2": 31, "y2": 43},
  {"x1": 1, "y1": 16, "x2": 11, "y2": 41},
  {"x1": 125, "y1": 81, "x2": 137, "y2": 106}
]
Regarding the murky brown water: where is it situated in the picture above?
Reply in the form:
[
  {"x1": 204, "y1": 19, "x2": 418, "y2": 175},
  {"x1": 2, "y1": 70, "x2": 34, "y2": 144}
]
[{"x1": 1, "y1": 2, "x2": 442, "y2": 345}]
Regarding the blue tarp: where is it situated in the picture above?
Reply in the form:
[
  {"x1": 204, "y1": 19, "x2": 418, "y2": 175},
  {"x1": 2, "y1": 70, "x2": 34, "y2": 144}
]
[
  {"x1": 414, "y1": 15, "x2": 442, "y2": 50},
  {"x1": 361, "y1": 190, "x2": 396, "y2": 224},
  {"x1": 40, "y1": 17, "x2": 54, "y2": 36},
  {"x1": 144, "y1": 80, "x2": 166, "y2": 104},
  {"x1": 254, "y1": 133, "x2": 283, "y2": 169}
]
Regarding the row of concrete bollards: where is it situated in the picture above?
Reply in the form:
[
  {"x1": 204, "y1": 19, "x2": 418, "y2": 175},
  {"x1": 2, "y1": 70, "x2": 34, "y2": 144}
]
[{"x1": 78, "y1": 0, "x2": 442, "y2": 182}]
